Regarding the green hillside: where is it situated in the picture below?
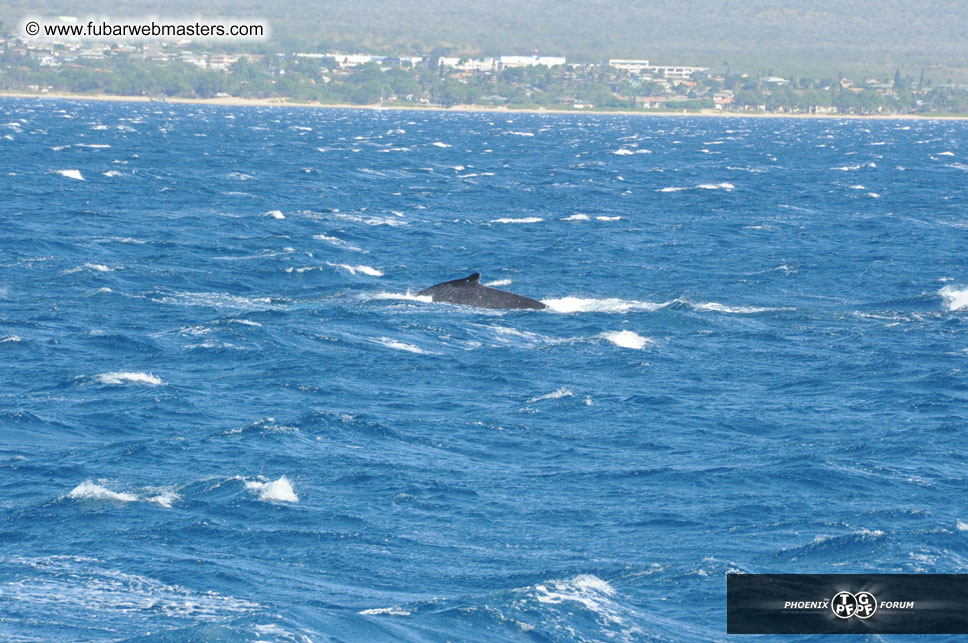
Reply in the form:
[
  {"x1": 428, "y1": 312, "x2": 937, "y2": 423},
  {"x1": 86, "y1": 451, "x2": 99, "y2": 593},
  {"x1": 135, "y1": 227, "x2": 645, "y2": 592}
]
[{"x1": 3, "y1": 1, "x2": 967, "y2": 79}]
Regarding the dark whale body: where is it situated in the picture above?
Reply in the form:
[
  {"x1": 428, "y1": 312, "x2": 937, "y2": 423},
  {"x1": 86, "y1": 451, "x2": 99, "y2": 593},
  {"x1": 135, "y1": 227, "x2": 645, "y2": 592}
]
[{"x1": 416, "y1": 273, "x2": 547, "y2": 310}]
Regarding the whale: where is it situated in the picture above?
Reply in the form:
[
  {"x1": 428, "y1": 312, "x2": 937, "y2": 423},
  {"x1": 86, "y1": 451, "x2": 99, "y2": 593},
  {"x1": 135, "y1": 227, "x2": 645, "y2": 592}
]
[{"x1": 416, "y1": 273, "x2": 547, "y2": 310}]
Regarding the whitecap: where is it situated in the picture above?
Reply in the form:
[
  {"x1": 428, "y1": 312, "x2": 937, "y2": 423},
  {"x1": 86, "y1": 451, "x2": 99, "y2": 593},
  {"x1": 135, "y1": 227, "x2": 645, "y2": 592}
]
[
  {"x1": 613, "y1": 148, "x2": 635, "y2": 155},
  {"x1": 507, "y1": 131, "x2": 534, "y2": 137},
  {"x1": 228, "y1": 319, "x2": 262, "y2": 327},
  {"x1": 940, "y1": 285, "x2": 968, "y2": 311},
  {"x1": 359, "y1": 607, "x2": 411, "y2": 616},
  {"x1": 327, "y1": 262, "x2": 383, "y2": 276},
  {"x1": 658, "y1": 186, "x2": 688, "y2": 192},
  {"x1": 102, "y1": 170, "x2": 123, "y2": 177},
  {"x1": 534, "y1": 575, "x2": 624, "y2": 624},
  {"x1": 68, "y1": 481, "x2": 138, "y2": 503},
  {"x1": 491, "y1": 217, "x2": 543, "y2": 224},
  {"x1": 690, "y1": 301, "x2": 775, "y2": 314},
  {"x1": 264, "y1": 210, "x2": 285, "y2": 219},
  {"x1": 94, "y1": 371, "x2": 165, "y2": 386},
  {"x1": 1, "y1": 335, "x2": 23, "y2": 343},
  {"x1": 373, "y1": 337, "x2": 431, "y2": 354},
  {"x1": 596, "y1": 216, "x2": 621, "y2": 221},
  {"x1": 154, "y1": 291, "x2": 286, "y2": 312},
  {"x1": 145, "y1": 489, "x2": 180, "y2": 508},
  {"x1": 528, "y1": 387, "x2": 576, "y2": 403},
  {"x1": 313, "y1": 234, "x2": 364, "y2": 252},
  {"x1": 330, "y1": 212, "x2": 407, "y2": 227},
  {"x1": 65, "y1": 263, "x2": 112, "y2": 274},
  {"x1": 543, "y1": 297, "x2": 666, "y2": 313},
  {"x1": 431, "y1": 141, "x2": 451, "y2": 148},
  {"x1": 369, "y1": 292, "x2": 432, "y2": 303},
  {"x1": 245, "y1": 476, "x2": 298, "y2": 503},
  {"x1": 562, "y1": 213, "x2": 590, "y2": 221},
  {"x1": 698, "y1": 182, "x2": 734, "y2": 190},
  {"x1": 484, "y1": 279, "x2": 512, "y2": 287},
  {"x1": 56, "y1": 169, "x2": 85, "y2": 181},
  {"x1": 601, "y1": 330, "x2": 651, "y2": 350}
]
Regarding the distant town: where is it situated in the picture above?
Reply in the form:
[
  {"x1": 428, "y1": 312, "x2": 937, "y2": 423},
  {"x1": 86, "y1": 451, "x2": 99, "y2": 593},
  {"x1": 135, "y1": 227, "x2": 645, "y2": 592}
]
[{"x1": 3, "y1": 30, "x2": 968, "y2": 115}]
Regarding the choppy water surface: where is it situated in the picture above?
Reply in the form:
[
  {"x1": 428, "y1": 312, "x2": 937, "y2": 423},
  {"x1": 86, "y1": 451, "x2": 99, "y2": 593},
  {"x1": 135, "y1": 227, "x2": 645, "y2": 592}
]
[{"x1": 2, "y1": 99, "x2": 967, "y2": 641}]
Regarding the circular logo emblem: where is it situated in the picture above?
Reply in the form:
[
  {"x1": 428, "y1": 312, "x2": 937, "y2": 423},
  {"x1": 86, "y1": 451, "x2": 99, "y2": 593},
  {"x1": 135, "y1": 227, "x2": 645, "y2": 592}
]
[
  {"x1": 832, "y1": 591, "x2": 877, "y2": 619},
  {"x1": 832, "y1": 591, "x2": 857, "y2": 618},
  {"x1": 854, "y1": 591, "x2": 877, "y2": 619}
]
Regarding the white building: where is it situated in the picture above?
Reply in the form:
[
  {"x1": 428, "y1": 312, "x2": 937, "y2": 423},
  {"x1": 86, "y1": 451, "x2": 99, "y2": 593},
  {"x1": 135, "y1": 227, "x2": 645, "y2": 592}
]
[
  {"x1": 650, "y1": 65, "x2": 707, "y2": 79},
  {"x1": 324, "y1": 54, "x2": 375, "y2": 68},
  {"x1": 608, "y1": 59, "x2": 651, "y2": 73},
  {"x1": 438, "y1": 57, "x2": 496, "y2": 71},
  {"x1": 208, "y1": 54, "x2": 239, "y2": 70},
  {"x1": 498, "y1": 55, "x2": 566, "y2": 69}
]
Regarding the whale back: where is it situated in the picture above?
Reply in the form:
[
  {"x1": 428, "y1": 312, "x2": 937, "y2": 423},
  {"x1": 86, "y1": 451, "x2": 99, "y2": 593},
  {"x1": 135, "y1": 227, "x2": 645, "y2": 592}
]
[{"x1": 416, "y1": 273, "x2": 546, "y2": 310}]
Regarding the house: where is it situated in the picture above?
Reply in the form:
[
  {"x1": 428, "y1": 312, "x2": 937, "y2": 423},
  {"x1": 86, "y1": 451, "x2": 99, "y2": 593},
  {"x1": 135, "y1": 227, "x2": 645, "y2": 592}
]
[
  {"x1": 713, "y1": 91, "x2": 734, "y2": 109},
  {"x1": 208, "y1": 54, "x2": 239, "y2": 70},
  {"x1": 608, "y1": 59, "x2": 651, "y2": 74},
  {"x1": 635, "y1": 96, "x2": 668, "y2": 109},
  {"x1": 652, "y1": 65, "x2": 707, "y2": 80},
  {"x1": 179, "y1": 51, "x2": 207, "y2": 68}
]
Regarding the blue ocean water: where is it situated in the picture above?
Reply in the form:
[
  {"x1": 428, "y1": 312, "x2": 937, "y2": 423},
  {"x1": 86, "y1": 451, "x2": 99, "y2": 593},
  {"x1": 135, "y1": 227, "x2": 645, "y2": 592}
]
[{"x1": 1, "y1": 98, "x2": 967, "y2": 642}]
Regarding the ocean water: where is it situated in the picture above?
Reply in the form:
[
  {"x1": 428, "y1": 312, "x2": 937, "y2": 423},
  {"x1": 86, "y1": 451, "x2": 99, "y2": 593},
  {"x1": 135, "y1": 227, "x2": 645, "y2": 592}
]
[{"x1": 1, "y1": 98, "x2": 967, "y2": 642}]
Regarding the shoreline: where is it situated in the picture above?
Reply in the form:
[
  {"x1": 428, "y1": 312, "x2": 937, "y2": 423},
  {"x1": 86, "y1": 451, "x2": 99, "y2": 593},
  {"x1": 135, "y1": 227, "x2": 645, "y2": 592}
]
[{"x1": 2, "y1": 90, "x2": 966, "y2": 121}]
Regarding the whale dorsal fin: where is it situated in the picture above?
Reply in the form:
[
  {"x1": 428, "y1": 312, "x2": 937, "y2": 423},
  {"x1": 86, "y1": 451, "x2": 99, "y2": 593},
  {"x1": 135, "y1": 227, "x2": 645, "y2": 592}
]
[{"x1": 463, "y1": 272, "x2": 481, "y2": 283}]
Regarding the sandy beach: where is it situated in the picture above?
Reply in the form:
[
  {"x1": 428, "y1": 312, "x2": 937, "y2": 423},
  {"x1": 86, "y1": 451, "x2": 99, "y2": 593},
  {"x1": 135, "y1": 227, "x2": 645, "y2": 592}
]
[{"x1": 1, "y1": 90, "x2": 964, "y2": 120}]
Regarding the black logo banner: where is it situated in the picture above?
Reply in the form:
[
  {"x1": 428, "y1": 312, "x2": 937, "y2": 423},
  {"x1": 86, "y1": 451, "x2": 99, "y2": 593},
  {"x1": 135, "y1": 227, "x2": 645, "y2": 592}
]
[{"x1": 727, "y1": 574, "x2": 968, "y2": 634}]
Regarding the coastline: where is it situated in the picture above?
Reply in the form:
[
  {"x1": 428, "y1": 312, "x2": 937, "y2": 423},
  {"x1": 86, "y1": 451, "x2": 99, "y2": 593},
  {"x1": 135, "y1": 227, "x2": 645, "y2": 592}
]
[{"x1": 2, "y1": 90, "x2": 966, "y2": 120}]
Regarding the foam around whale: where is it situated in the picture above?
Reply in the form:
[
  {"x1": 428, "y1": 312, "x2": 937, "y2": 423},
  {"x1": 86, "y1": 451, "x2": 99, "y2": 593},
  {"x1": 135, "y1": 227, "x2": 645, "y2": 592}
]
[{"x1": 416, "y1": 273, "x2": 547, "y2": 310}]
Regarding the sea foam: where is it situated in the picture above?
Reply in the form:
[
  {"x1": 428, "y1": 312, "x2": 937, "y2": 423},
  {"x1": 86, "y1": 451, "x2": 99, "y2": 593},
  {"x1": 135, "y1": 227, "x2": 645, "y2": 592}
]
[
  {"x1": 373, "y1": 337, "x2": 432, "y2": 354},
  {"x1": 68, "y1": 481, "x2": 138, "y2": 503},
  {"x1": 528, "y1": 387, "x2": 576, "y2": 403},
  {"x1": 543, "y1": 297, "x2": 665, "y2": 313},
  {"x1": 601, "y1": 330, "x2": 651, "y2": 350},
  {"x1": 327, "y1": 262, "x2": 384, "y2": 276},
  {"x1": 359, "y1": 606, "x2": 411, "y2": 616},
  {"x1": 492, "y1": 217, "x2": 544, "y2": 224},
  {"x1": 94, "y1": 371, "x2": 165, "y2": 386},
  {"x1": 534, "y1": 575, "x2": 625, "y2": 625},
  {"x1": 245, "y1": 476, "x2": 299, "y2": 503},
  {"x1": 941, "y1": 286, "x2": 968, "y2": 311}
]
